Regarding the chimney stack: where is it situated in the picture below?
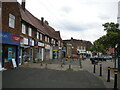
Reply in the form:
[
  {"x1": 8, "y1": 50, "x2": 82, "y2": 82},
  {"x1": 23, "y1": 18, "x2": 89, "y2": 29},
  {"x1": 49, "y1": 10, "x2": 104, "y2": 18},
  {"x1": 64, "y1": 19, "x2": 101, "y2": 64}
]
[
  {"x1": 45, "y1": 20, "x2": 49, "y2": 25},
  {"x1": 41, "y1": 17, "x2": 44, "y2": 26},
  {"x1": 71, "y1": 37, "x2": 73, "y2": 40},
  {"x1": 22, "y1": 0, "x2": 26, "y2": 10}
]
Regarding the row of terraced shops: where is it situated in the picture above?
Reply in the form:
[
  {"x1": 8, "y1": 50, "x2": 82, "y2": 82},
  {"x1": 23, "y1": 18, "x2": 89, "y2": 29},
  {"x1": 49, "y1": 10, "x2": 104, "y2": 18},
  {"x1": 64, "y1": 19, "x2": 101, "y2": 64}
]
[{"x1": 0, "y1": 1, "x2": 65, "y2": 70}]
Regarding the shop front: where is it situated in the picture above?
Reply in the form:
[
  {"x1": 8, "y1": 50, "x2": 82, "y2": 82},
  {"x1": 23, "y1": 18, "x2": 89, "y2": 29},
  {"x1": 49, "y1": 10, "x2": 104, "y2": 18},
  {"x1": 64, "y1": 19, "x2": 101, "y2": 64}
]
[
  {"x1": 44, "y1": 44, "x2": 50, "y2": 61},
  {"x1": 58, "y1": 47, "x2": 62, "y2": 59},
  {"x1": 20, "y1": 37, "x2": 31, "y2": 64},
  {"x1": 0, "y1": 30, "x2": 20, "y2": 69},
  {"x1": 34, "y1": 41, "x2": 44, "y2": 62},
  {"x1": 53, "y1": 46, "x2": 59, "y2": 59},
  {"x1": 28, "y1": 38, "x2": 34, "y2": 62},
  {"x1": 62, "y1": 47, "x2": 66, "y2": 58},
  {"x1": 38, "y1": 41, "x2": 44, "y2": 62}
]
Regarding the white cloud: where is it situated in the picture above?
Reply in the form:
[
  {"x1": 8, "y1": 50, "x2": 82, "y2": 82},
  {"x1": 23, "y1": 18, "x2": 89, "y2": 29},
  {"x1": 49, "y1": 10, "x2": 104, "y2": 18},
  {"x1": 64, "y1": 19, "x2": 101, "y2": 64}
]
[{"x1": 17, "y1": 0, "x2": 119, "y2": 43}]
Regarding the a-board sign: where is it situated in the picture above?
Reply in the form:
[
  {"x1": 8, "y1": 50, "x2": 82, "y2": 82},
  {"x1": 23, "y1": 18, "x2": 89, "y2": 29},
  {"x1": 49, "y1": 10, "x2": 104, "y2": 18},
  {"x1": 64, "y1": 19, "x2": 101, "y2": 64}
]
[{"x1": 12, "y1": 59, "x2": 17, "y2": 68}]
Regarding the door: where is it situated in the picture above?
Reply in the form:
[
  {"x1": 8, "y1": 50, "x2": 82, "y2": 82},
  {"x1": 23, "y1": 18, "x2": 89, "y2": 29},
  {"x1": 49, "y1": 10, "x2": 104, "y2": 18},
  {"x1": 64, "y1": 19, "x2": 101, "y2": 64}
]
[{"x1": 3, "y1": 44, "x2": 17, "y2": 69}]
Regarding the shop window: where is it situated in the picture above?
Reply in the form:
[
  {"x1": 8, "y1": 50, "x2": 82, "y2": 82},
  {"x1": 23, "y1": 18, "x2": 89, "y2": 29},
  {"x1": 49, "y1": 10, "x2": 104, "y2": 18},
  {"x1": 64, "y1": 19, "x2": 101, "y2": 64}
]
[
  {"x1": 3, "y1": 45, "x2": 17, "y2": 69},
  {"x1": 9, "y1": 13, "x2": 15, "y2": 28},
  {"x1": 22, "y1": 23, "x2": 26, "y2": 34},
  {"x1": 28, "y1": 27, "x2": 32, "y2": 36}
]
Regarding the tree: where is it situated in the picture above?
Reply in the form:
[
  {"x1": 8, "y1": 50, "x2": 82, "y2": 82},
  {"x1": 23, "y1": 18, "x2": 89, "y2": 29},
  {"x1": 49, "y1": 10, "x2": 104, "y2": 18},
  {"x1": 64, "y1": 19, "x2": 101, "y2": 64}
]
[
  {"x1": 102, "y1": 22, "x2": 120, "y2": 68},
  {"x1": 102, "y1": 22, "x2": 120, "y2": 48},
  {"x1": 90, "y1": 39, "x2": 106, "y2": 55}
]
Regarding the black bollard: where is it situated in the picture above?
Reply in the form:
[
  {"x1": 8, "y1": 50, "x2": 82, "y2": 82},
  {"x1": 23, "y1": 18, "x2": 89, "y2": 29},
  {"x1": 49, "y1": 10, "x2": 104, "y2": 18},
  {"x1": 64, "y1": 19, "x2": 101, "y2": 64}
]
[
  {"x1": 41, "y1": 63, "x2": 43, "y2": 66},
  {"x1": 69, "y1": 64, "x2": 71, "y2": 69},
  {"x1": 46, "y1": 63, "x2": 47, "y2": 68},
  {"x1": 100, "y1": 64, "x2": 102, "y2": 76},
  {"x1": 93, "y1": 63, "x2": 96, "y2": 73},
  {"x1": 114, "y1": 71, "x2": 118, "y2": 90},
  {"x1": 107, "y1": 67, "x2": 111, "y2": 82},
  {"x1": 79, "y1": 59, "x2": 82, "y2": 68},
  {"x1": 61, "y1": 63, "x2": 63, "y2": 68}
]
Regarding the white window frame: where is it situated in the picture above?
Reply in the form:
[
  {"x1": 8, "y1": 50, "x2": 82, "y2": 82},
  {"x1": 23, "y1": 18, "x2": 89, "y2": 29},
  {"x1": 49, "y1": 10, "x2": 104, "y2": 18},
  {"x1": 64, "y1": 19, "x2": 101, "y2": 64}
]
[
  {"x1": 22, "y1": 23, "x2": 26, "y2": 34},
  {"x1": 48, "y1": 37, "x2": 49, "y2": 43},
  {"x1": 37, "y1": 32, "x2": 39, "y2": 39},
  {"x1": 54, "y1": 40, "x2": 56, "y2": 45},
  {"x1": 81, "y1": 46, "x2": 82, "y2": 50},
  {"x1": 51, "y1": 39, "x2": 54, "y2": 44},
  {"x1": 58, "y1": 41, "x2": 61, "y2": 46},
  {"x1": 28, "y1": 27, "x2": 32, "y2": 36},
  {"x1": 45, "y1": 36, "x2": 47, "y2": 42},
  {"x1": 84, "y1": 47, "x2": 86, "y2": 50},
  {"x1": 9, "y1": 13, "x2": 15, "y2": 28},
  {"x1": 40, "y1": 34, "x2": 42, "y2": 41}
]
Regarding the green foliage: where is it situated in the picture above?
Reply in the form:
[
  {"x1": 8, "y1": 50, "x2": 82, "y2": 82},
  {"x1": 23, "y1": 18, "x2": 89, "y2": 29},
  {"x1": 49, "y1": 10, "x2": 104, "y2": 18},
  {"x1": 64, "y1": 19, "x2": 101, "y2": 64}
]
[
  {"x1": 90, "y1": 39, "x2": 105, "y2": 53},
  {"x1": 102, "y1": 22, "x2": 120, "y2": 48},
  {"x1": 91, "y1": 22, "x2": 120, "y2": 55},
  {"x1": 70, "y1": 60, "x2": 73, "y2": 63},
  {"x1": 92, "y1": 22, "x2": 120, "y2": 53},
  {"x1": 66, "y1": 68, "x2": 73, "y2": 71}
]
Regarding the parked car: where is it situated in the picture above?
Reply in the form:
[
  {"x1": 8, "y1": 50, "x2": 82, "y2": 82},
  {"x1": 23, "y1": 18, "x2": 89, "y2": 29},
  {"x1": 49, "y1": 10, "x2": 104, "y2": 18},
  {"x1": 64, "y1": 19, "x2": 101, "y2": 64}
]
[
  {"x1": 105, "y1": 56, "x2": 112, "y2": 60},
  {"x1": 71, "y1": 54, "x2": 78, "y2": 59},
  {"x1": 90, "y1": 56, "x2": 99, "y2": 64},
  {"x1": 90, "y1": 55, "x2": 107, "y2": 64}
]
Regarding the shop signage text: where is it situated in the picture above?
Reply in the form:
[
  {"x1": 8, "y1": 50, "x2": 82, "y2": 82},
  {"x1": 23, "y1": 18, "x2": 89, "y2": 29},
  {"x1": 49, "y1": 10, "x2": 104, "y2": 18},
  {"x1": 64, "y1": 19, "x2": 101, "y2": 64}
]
[
  {"x1": 0, "y1": 30, "x2": 20, "y2": 45},
  {"x1": 38, "y1": 42, "x2": 44, "y2": 47},
  {"x1": 45, "y1": 44, "x2": 50, "y2": 49}
]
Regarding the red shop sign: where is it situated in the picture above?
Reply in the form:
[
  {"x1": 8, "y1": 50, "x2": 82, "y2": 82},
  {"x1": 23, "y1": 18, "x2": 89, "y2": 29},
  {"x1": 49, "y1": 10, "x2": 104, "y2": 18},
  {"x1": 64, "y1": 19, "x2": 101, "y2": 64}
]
[{"x1": 12, "y1": 34, "x2": 20, "y2": 42}]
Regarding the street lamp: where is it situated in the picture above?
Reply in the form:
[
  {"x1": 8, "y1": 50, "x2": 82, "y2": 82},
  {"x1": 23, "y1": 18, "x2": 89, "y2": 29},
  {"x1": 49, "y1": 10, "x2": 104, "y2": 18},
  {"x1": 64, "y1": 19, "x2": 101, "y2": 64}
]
[
  {"x1": 72, "y1": 46, "x2": 74, "y2": 59},
  {"x1": 114, "y1": 44, "x2": 118, "y2": 69}
]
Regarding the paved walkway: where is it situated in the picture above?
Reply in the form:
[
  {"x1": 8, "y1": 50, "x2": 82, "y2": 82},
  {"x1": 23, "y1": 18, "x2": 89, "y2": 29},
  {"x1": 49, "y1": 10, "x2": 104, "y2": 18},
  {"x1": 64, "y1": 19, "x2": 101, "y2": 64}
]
[
  {"x1": 82, "y1": 59, "x2": 116, "y2": 88},
  {"x1": 19, "y1": 58, "x2": 120, "y2": 89}
]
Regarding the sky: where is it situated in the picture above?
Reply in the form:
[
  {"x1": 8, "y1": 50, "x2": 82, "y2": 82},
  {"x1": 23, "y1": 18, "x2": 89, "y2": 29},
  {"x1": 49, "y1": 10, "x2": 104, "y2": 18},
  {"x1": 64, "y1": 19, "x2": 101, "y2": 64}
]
[{"x1": 17, "y1": 0, "x2": 120, "y2": 43}]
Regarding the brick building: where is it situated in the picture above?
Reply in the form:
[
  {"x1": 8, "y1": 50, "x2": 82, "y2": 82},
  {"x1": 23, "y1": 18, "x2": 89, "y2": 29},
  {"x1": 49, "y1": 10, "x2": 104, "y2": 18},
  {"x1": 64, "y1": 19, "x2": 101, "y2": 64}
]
[
  {"x1": 0, "y1": 0, "x2": 63, "y2": 69},
  {"x1": 63, "y1": 37, "x2": 93, "y2": 58},
  {"x1": 1, "y1": 1, "x2": 21, "y2": 69}
]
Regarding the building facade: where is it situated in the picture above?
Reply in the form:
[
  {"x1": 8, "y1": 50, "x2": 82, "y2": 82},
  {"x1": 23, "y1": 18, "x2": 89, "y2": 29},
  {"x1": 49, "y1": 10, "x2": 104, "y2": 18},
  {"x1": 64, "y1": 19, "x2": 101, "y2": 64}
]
[
  {"x1": 1, "y1": 0, "x2": 63, "y2": 69},
  {"x1": 1, "y1": 1, "x2": 21, "y2": 69},
  {"x1": 63, "y1": 37, "x2": 93, "y2": 58}
]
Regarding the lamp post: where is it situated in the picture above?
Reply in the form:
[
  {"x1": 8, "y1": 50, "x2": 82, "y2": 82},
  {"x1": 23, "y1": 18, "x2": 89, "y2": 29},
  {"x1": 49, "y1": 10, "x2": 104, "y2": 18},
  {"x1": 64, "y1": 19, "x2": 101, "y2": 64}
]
[
  {"x1": 114, "y1": 44, "x2": 118, "y2": 69},
  {"x1": 72, "y1": 46, "x2": 74, "y2": 59}
]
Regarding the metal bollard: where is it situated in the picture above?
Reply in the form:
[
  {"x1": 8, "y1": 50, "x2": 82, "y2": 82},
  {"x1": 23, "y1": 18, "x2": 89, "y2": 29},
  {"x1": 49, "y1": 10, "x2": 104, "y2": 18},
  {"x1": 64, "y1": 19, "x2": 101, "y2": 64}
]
[
  {"x1": 69, "y1": 64, "x2": 71, "y2": 69},
  {"x1": 41, "y1": 62, "x2": 43, "y2": 66},
  {"x1": 61, "y1": 63, "x2": 63, "y2": 68},
  {"x1": 114, "y1": 71, "x2": 118, "y2": 90},
  {"x1": 79, "y1": 59, "x2": 82, "y2": 68},
  {"x1": 46, "y1": 63, "x2": 47, "y2": 68},
  {"x1": 93, "y1": 63, "x2": 96, "y2": 73},
  {"x1": 107, "y1": 67, "x2": 111, "y2": 82},
  {"x1": 100, "y1": 64, "x2": 102, "y2": 76}
]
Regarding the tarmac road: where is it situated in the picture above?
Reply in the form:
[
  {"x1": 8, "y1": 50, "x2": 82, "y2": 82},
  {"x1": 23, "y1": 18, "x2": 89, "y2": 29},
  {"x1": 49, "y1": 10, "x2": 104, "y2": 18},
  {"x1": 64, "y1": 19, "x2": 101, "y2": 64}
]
[{"x1": 2, "y1": 67, "x2": 106, "y2": 88}]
